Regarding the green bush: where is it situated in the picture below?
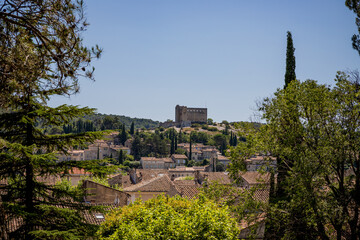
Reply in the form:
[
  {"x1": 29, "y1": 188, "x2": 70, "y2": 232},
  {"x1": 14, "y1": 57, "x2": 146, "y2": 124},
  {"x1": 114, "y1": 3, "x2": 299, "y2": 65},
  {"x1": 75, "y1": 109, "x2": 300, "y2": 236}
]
[{"x1": 97, "y1": 195, "x2": 239, "y2": 240}]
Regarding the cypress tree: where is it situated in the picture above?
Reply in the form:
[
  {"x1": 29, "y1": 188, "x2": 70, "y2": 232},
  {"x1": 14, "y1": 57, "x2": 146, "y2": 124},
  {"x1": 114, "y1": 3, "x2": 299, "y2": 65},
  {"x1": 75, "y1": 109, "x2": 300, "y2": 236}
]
[
  {"x1": 118, "y1": 150, "x2": 124, "y2": 165},
  {"x1": 170, "y1": 136, "x2": 175, "y2": 155},
  {"x1": 175, "y1": 134, "x2": 178, "y2": 150},
  {"x1": 284, "y1": 31, "x2": 296, "y2": 89},
  {"x1": 189, "y1": 133, "x2": 192, "y2": 163},
  {"x1": 265, "y1": 31, "x2": 297, "y2": 240},
  {"x1": 131, "y1": 135, "x2": 142, "y2": 160},
  {"x1": 130, "y1": 122, "x2": 135, "y2": 135},
  {"x1": 120, "y1": 125, "x2": 127, "y2": 146}
]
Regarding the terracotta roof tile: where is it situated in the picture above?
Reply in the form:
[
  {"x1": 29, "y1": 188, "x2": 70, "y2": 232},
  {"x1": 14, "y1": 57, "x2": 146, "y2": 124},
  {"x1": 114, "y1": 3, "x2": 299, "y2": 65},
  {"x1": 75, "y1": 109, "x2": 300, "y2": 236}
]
[
  {"x1": 175, "y1": 185, "x2": 200, "y2": 199},
  {"x1": 136, "y1": 169, "x2": 169, "y2": 181},
  {"x1": 200, "y1": 172, "x2": 231, "y2": 184},
  {"x1": 173, "y1": 179, "x2": 197, "y2": 185},
  {"x1": 240, "y1": 171, "x2": 271, "y2": 185},
  {"x1": 171, "y1": 154, "x2": 187, "y2": 159},
  {"x1": 124, "y1": 174, "x2": 174, "y2": 192}
]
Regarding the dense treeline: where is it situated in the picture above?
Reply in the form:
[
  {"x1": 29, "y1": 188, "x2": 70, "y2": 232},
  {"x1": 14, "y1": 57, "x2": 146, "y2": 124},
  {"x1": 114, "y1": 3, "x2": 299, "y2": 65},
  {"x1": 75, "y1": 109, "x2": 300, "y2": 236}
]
[
  {"x1": 130, "y1": 126, "x2": 243, "y2": 160},
  {"x1": 43, "y1": 113, "x2": 159, "y2": 134}
]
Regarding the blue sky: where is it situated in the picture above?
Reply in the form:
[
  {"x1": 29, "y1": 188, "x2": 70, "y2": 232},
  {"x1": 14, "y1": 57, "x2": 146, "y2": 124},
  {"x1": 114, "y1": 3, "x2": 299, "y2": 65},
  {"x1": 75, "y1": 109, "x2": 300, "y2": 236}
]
[{"x1": 50, "y1": 0, "x2": 359, "y2": 122}]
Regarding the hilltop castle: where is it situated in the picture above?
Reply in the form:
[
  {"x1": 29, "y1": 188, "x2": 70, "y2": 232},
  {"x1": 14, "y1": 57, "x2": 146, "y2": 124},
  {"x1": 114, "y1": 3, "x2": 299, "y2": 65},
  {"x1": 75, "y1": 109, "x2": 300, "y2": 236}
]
[
  {"x1": 161, "y1": 105, "x2": 208, "y2": 128},
  {"x1": 175, "y1": 105, "x2": 207, "y2": 124}
]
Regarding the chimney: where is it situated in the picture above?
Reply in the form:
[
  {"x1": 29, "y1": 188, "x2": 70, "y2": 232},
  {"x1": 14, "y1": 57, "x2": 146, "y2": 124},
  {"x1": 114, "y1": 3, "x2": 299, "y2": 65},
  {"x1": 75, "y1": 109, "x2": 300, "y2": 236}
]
[
  {"x1": 194, "y1": 170, "x2": 201, "y2": 184},
  {"x1": 129, "y1": 168, "x2": 137, "y2": 184}
]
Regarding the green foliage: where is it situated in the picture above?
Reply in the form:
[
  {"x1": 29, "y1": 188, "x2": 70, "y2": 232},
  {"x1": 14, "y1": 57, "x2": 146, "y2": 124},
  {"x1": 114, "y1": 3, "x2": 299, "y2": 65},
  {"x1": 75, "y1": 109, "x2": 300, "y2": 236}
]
[
  {"x1": 284, "y1": 31, "x2": 296, "y2": 89},
  {"x1": 0, "y1": 1, "x2": 107, "y2": 238},
  {"x1": 260, "y1": 74, "x2": 360, "y2": 239},
  {"x1": 175, "y1": 148, "x2": 186, "y2": 155},
  {"x1": 190, "y1": 131, "x2": 210, "y2": 145},
  {"x1": 346, "y1": 0, "x2": 360, "y2": 55},
  {"x1": 207, "y1": 126, "x2": 218, "y2": 132},
  {"x1": 200, "y1": 182, "x2": 267, "y2": 238},
  {"x1": 88, "y1": 114, "x2": 159, "y2": 131},
  {"x1": 216, "y1": 162, "x2": 225, "y2": 172},
  {"x1": 123, "y1": 160, "x2": 140, "y2": 169},
  {"x1": 131, "y1": 131, "x2": 172, "y2": 160},
  {"x1": 97, "y1": 194, "x2": 240, "y2": 240},
  {"x1": 119, "y1": 124, "x2": 128, "y2": 146},
  {"x1": 130, "y1": 122, "x2": 135, "y2": 135}
]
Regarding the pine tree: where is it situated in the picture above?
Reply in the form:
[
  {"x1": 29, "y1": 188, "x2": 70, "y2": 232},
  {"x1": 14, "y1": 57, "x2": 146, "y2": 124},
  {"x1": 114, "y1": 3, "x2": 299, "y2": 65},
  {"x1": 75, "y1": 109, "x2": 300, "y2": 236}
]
[
  {"x1": 0, "y1": 1, "x2": 106, "y2": 239},
  {"x1": 284, "y1": 31, "x2": 296, "y2": 89}
]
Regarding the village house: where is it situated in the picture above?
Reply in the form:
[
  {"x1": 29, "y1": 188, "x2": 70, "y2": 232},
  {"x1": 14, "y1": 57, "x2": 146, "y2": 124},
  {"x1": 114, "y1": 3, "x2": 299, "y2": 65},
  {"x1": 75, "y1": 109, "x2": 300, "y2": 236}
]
[
  {"x1": 238, "y1": 171, "x2": 272, "y2": 189},
  {"x1": 178, "y1": 143, "x2": 219, "y2": 162},
  {"x1": 124, "y1": 174, "x2": 178, "y2": 203},
  {"x1": 140, "y1": 157, "x2": 177, "y2": 169},
  {"x1": 171, "y1": 154, "x2": 187, "y2": 166},
  {"x1": 245, "y1": 155, "x2": 277, "y2": 171},
  {"x1": 57, "y1": 139, "x2": 130, "y2": 162},
  {"x1": 168, "y1": 166, "x2": 209, "y2": 178},
  {"x1": 216, "y1": 155, "x2": 231, "y2": 166},
  {"x1": 82, "y1": 180, "x2": 129, "y2": 205}
]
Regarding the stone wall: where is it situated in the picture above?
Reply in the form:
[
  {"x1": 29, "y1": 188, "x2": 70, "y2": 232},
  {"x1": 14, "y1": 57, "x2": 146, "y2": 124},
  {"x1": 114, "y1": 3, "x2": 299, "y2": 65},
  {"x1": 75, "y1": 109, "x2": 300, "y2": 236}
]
[
  {"x1": 175, "y1": 105, "x2": 207, "y2": 123},
  {"x1": 83, "y1": 180, "x2": 129, "y2": 205}
]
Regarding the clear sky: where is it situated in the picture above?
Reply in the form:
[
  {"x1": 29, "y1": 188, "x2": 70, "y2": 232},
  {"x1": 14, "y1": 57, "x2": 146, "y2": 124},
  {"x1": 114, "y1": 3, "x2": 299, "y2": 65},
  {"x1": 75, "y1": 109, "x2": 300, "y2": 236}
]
[{"x1": 50, "y1": 0, "x2": 359, "y2": 122}]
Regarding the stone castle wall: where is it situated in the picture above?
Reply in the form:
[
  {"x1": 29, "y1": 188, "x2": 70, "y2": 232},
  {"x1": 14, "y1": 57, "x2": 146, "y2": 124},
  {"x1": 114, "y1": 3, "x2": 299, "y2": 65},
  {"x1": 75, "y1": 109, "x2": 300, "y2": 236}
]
[{"x1": 175, "y1": 105, "x2": 207, "y2": 124}]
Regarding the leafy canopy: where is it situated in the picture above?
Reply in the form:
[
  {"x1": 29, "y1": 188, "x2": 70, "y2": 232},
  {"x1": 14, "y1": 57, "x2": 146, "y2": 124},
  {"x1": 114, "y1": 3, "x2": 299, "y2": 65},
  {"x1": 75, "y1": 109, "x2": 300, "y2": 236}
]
[{"x1": 97, "y1": 194, "x2": 240, "y2": 240}]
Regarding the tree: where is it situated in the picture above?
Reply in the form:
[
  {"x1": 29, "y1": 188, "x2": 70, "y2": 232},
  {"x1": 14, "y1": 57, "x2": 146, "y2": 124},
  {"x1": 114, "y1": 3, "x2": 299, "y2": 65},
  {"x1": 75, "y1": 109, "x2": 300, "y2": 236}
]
[
  {"x1": 96, "y1": 194, "x2": 240, "y2": 240},
  {"x1": 260, "y1": 74, "x2": 360, "y2": 239},
  {"x1": 207, "y1": 118, "x2": 214, "y2": 125},
  {"x1": 178, "y1": 129, "x2": 184, "y2": 143},
  {"x1": 189, "y1": 132, "x2": 192, "y2": 162},
  {"x1": 0, "y1": 1, "x2": 105, "y2": 239},
  {"x1": 130, "y1": 121, "x2": 135, "y2": 135},
  {"x1": 119, "y1": 124, "x2": 127, "y2": 146},
  {"x1": 131, "y1": 135, "x2": 142, "y2": 160},
  {"x1": 284, "y1": 31, "x2": 296, "y2": 89},
  {"x1": 346, "y1": 0, "x2": 360, "y2": 55},
  {"x1": 118, "y1": 150, "x2": 124, "y2": 165},
  {"x1": 264, "y1": 31, "x2": 297, "y2": 240}
]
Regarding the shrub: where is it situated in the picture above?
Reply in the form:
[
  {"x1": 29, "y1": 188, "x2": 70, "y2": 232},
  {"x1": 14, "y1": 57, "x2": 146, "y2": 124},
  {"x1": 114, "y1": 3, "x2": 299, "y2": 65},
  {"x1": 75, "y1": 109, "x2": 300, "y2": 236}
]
[{"x1": 97, "y1": 195, "x2": 239, "y2": 240}]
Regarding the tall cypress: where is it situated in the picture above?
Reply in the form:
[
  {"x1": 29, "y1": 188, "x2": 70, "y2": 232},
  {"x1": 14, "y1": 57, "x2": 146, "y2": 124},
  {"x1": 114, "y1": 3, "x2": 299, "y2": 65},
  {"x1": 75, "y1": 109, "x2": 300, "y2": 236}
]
[
  {"x1": 284, "y1": 31, "x2": 296, "y2": 89},
  {"x1": 130, "y1": 122, "x2": 135, "y2": 135},
  {"x1": 265, "y1": 31, "x2": 297, "y2": 240},
  {"x1": 120, "y1": 125, "x2": 127, "y2": 146},
  {"x1": 175, "y1": 134, "x2": 178, "y2": 150},
  {"x1": 189, "y1": 133, "x2": 192, "y2": 163},
  {"x1": 118, "y1": 150, "x2": 124, "y2": 165},
  {"x1": 170, "y1": 135, "x2": 175, "y2": 155}
]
